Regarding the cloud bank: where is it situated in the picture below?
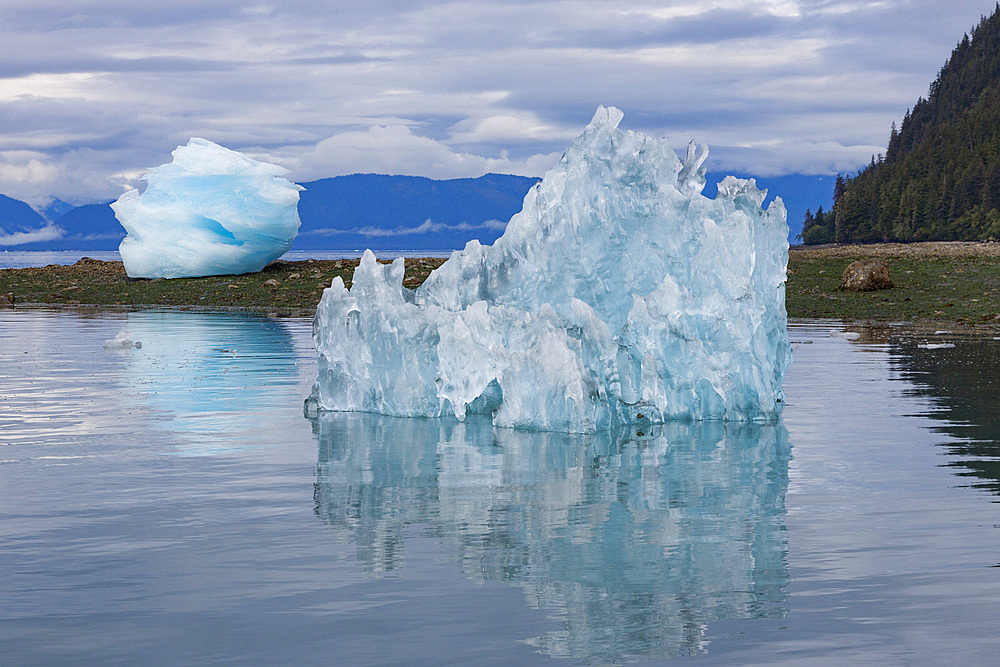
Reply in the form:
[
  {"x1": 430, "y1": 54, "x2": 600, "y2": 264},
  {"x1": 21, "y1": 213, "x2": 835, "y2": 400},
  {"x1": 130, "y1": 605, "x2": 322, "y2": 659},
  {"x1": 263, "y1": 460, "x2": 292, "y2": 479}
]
[
  {"x1": 0, "y1": 0, "x2": 992, "y2": 204},
  {"x1": 0, "y1": 224, "x2": 62, "y2": 246},
  {"x1": 308, "y1": 218, "x2": 508, "y2": 238}
]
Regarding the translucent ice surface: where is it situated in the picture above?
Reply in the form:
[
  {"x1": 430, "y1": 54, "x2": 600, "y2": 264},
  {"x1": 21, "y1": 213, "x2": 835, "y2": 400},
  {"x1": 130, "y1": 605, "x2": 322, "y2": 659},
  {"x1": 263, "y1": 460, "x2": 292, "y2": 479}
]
[
  {"x1": 102, "y1": 330, "x2": 141, "y2": 350},
  {"x1": 112, "y1": 138, "x2": 302, "y2": 278},
  {"x1": 308, "y1": 107, "x2": 791, "y2": 432}
]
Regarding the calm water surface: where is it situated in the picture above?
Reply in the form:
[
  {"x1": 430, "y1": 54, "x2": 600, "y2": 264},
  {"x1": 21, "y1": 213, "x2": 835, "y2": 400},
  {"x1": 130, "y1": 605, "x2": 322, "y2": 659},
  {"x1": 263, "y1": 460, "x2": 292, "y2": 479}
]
[{"x1": 1, "y1": 311, "x2": 999, "y2": 664}]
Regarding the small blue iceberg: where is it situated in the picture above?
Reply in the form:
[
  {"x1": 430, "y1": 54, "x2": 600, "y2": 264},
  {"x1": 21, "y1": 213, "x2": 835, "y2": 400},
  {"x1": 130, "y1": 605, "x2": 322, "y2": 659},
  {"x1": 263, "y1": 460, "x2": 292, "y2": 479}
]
[{"x1": 111, "y1": 138, "x2": 302, "y2": 278}]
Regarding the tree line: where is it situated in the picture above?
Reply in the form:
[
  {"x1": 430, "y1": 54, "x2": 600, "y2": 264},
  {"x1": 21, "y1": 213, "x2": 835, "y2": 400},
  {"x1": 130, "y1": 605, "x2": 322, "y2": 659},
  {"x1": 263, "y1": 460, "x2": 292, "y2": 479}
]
[{"x1": 801, "y1": 3, "x2": 1000, "y2": 244}]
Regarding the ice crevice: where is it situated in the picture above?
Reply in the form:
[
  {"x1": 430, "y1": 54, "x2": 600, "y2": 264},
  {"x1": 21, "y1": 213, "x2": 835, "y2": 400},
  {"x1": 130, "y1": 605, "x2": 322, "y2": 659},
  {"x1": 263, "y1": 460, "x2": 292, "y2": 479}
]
[{"x1": 306, "y1": 106, "x2": 791, "y2": 433}]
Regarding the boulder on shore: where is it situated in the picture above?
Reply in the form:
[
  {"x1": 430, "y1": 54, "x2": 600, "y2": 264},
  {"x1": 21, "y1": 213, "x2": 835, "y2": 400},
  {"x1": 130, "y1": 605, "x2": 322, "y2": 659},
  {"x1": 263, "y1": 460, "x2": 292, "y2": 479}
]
[{"x1": 840, "y1": 258, "x2": 894, "y2": 291}]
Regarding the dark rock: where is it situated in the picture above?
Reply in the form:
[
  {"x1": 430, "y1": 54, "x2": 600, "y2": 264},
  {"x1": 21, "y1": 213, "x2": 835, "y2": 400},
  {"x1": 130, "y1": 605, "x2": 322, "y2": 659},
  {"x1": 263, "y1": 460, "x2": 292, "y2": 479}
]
[{"x1": 840, "y1": 258, "x2": 894, "y2": 291}]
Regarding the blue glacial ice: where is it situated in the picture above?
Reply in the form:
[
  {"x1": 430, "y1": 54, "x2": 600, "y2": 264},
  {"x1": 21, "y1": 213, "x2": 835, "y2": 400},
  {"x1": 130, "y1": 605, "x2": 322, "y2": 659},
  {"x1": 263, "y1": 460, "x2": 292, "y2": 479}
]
[
  {"x1": 307, "y1": 106, "x2": 791, "y2": 432},
  {"x1": 111, "y1": 138, "x2": 302, "y2": 278}
]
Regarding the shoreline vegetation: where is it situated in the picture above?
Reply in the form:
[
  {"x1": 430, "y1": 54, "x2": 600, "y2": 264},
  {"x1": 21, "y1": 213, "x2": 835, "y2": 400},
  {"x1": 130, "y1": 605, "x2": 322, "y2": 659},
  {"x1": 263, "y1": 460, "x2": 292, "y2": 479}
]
[
  {"x1": 786, "y1": 241, "x2": 1000, "y2": 326},
  {"x1": 799, "y1": 9, "x2": 1000, "y2": 245},
  {"x1": 2, "y1": 241, "x2": 1000, "y2": 326}
]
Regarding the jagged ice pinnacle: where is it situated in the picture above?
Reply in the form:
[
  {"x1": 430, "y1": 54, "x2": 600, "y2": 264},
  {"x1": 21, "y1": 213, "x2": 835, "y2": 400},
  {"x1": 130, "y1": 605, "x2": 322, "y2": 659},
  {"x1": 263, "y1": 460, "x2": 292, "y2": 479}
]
[
  {"x1": 307, "y1": 106, "x2": 792, "y2": 432},
  {"x1": 112, "y1": 138, "x2": 302, "y2": 278}
]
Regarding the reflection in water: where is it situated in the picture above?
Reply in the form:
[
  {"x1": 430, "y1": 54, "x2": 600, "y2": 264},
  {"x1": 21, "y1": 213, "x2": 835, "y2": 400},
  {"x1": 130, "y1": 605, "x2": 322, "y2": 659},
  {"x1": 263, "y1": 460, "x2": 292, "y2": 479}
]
[
  {"x1": 885, "y1": 331, "x2": 1000, "y2": 495},
  {"x1": 120, "y1": 311, "x2": 299, "y2": 454},
  {"x1": 312, "y1": 414, "x2": 790, "y2": 660}
]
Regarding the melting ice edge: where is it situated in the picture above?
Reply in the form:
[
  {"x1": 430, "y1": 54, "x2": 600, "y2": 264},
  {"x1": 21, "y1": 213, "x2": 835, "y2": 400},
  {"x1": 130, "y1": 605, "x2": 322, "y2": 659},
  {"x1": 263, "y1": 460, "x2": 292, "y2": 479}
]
[{"x1": 307, "y1": 107, "x2": 791, "y2": 433}]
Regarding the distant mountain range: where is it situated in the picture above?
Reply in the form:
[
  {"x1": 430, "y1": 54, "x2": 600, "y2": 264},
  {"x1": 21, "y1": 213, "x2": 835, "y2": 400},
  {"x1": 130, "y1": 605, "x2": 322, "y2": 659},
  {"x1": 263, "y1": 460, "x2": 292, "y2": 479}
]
[
  {"x1": 0, "y1": 172, "x2": 831, "y2": 252},
  {"x1": 294, "y1": 173, "x2": 537, "y2": 251}
]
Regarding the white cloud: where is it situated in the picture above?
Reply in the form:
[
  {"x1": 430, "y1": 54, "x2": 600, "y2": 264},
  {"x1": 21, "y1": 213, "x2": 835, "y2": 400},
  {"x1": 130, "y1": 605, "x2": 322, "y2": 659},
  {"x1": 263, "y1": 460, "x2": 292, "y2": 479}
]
[
  {"x1": 0, "y1": 0, "x2": 992, "y2": 203},
  {"x1": 0, "y1": 148, "x2": 132, "y2": 206},
  {"x1": 636, "y1": 0, "x2": 803, "y2": 20},
  {"x1": 0, "y1": 152, "x2": 62, "y2": 205},
  {"x1": 291, "y1": 124, "x2": 560, "y2": 181},
  {"x1": 448, "y1": 113, "x2": 576, "y2": 145},
  {"x1": 708, "y1": 140, "x2": 886, "y2": 178},
  {"x1": 0, "y1": 73, "x2": 104, "y2": 102},
  {"x1": 0, "y1": 151, "x2": 59, "y2": 186},
  {"x1": 0, "y1": 224, "x2": 63, "y2": 246},
  {"x1": 309, "y1": 218, "x2": 508, "y2": 237}
]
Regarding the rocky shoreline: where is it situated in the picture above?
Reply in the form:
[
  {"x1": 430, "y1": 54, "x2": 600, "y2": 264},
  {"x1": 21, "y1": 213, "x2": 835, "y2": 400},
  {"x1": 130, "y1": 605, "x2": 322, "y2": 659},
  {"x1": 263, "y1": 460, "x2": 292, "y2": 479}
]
[
  {"x1": 0, "y1": 256, "x2": 446, "y2": 317},
  {"x1": 2, "y1": 242, "x2": 1000, "y2": 326},
  {"x1": 785, "y1": 241, "x2": 1000, "y2": 326}
]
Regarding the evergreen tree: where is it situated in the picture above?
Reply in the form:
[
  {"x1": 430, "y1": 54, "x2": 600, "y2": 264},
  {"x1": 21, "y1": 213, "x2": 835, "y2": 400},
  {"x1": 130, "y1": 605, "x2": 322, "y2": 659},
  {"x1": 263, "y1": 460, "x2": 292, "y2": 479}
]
[
  {"x1": 828, "y1": 4, "x2": 1000, "y2": 242},
  {"x1": 800, "y1": 205, "x2": 835, "y2": 244}
]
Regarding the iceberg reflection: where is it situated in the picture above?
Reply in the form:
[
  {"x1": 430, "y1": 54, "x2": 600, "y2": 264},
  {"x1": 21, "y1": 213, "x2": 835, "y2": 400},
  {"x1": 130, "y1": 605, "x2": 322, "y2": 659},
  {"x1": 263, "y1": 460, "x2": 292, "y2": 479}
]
[
  {"x1": 120, "y1": 311, "x2": 300, "y2": 454},
  {"x1": 312, "y1": 415, "x2": 790, "y2": 660}
]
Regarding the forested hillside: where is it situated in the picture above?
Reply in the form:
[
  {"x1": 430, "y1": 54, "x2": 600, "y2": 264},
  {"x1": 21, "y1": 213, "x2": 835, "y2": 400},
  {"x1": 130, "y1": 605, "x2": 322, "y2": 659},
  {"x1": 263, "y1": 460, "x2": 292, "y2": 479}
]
[{"x1": 803, "y1": 3, "x2": 1000, "y2": 243}]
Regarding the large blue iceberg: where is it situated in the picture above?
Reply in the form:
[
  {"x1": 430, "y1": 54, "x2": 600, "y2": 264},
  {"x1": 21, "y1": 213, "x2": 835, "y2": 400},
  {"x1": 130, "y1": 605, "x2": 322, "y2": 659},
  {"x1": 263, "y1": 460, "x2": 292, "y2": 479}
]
[
  {"x1": 111, "y1": 138, "x2": 302, "y2": 278},
  {"x1": 307, "y1": 107, "x2": 791, "y2": 432}
]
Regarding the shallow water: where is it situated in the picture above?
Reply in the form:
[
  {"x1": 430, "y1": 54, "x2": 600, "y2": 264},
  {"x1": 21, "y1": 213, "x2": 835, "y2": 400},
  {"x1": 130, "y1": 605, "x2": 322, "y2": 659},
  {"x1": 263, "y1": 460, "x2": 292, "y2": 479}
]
[{"x1": 1, "y1": 311, "x2": 999, "y2": 664}]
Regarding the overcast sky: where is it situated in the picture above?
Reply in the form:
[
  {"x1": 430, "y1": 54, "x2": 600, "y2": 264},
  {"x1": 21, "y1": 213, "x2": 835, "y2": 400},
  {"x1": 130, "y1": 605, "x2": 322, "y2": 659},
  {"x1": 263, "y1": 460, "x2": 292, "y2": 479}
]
[{"x1": 0, "y1": 0, "x2": 996, "y2": 205}]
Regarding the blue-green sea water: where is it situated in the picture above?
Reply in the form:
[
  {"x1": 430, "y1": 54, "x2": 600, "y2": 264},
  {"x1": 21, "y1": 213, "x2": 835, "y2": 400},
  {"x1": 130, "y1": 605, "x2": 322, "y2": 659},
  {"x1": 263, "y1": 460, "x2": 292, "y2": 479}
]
[{"x1": 2, "y1": 311, "x2": 999, "y2": 664}]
